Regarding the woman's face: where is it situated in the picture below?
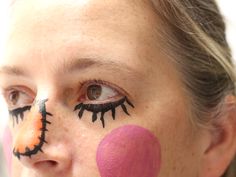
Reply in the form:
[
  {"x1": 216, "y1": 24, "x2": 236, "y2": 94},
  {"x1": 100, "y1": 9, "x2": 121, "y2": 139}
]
[{"x1": 0, "y1": 0, "x2": 208, "y2": 177}]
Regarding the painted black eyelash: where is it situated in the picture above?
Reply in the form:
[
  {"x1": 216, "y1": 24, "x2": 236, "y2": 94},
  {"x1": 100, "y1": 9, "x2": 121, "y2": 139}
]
[
  {"x1": 9, "y1": 106, "x2": 32, "y2": 126},
  {"x1": 74, "y1": 96, "x2": 134, "y2": 128}
]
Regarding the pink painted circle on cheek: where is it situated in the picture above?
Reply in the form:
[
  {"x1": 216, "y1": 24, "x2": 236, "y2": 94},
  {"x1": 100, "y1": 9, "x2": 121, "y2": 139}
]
[
  {"x1": 96, "y1": 125, "x2": 161, "y2": 177},
  {"x1": 2, "y1": 126, "x2": 13, "y2": 175}
]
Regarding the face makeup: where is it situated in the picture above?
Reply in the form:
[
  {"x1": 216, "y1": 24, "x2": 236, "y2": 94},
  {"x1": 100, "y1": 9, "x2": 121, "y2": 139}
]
[
  {"x1": 96, "y1": 125, "x2": 161, "y2": 177},
  {"x1": 9, "y1": 106, "x2": 31, "y2": 126},
  {"x1": 74, "y1": 96, "x2": 134, "y2": 128},
  {"x1": 12, "y1": 99, "x2": 52, "y2": 159}
]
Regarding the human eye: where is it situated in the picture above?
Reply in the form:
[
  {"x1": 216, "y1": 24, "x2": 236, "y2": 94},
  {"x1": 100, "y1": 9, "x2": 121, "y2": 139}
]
[
  {"x1": 74, "y1": 80, "x2": 134, "y2": 128},
  {"x1": 3, "y1": 87, "x2": 34, "y2": 126}
]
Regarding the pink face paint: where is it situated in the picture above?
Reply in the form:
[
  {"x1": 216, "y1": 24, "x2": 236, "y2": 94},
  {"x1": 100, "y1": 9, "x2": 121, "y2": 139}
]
[
  {"x1": 96, "y1": 125, "x2": 161, "y2": 177},
  {"x1": 3, "y1": 126, "x2": 12, "y2": 175}
]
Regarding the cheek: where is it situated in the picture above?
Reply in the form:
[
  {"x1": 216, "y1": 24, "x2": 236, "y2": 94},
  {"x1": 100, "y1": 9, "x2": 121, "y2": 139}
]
[
  {"x1": 96, "y1": 125, "x2": 161, "y2": 177},
  {"x1": 3, "y1": 126, "x2": 13, "y2": 174}
]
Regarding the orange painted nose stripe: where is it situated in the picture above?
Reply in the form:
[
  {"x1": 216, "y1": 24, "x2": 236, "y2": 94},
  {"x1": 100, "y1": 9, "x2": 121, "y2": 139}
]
[
  {"x1": 13, "y1": 99, "x2": 52, "y2": 159},
  {"x1": 14, "y1": 112, "x2": 42, "y2": 152}
]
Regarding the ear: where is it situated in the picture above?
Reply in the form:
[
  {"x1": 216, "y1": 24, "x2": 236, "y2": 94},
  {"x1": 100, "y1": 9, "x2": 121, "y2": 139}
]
[{"x1": 199, "y1": 95, "x2": 236, "y2": 177}]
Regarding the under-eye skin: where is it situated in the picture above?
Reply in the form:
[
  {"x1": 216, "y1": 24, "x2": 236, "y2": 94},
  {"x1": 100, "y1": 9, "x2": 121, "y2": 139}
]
[
  {"x1": 74, "y1": 80, "x2": 135, "y2": 128},
  {"x1": 9, "y1": 106, "x2": 32, "y2": 126}
]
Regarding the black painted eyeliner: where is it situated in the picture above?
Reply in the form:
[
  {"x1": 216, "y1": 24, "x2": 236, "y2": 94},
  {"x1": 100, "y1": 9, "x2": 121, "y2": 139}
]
[{"x1": 74, "y1": 96, "x2": 134, "y2": 128}]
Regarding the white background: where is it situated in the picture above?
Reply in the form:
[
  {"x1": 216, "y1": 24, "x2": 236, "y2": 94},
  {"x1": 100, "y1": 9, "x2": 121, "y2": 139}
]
[
  {"x1": 217, "y1": 0, "x2": 236, "y2": 63},
  {"x1": 0, "y1": 1, "x2": 235, "y2": 137}
]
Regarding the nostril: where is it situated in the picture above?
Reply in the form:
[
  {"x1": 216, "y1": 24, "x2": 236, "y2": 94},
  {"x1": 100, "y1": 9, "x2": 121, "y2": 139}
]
[
  {"x1": 34, "y1": 160, "x2": 58, "y2": 169},
  {"x1": 47, "y1": 160, "x2": 58, "y2": 167}
]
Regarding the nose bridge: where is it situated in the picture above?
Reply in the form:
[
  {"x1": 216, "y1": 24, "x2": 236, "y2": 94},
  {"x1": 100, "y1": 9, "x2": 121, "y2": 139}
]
[{"x1": 13, "y1": 99, "x2": 53, "y2": 160}]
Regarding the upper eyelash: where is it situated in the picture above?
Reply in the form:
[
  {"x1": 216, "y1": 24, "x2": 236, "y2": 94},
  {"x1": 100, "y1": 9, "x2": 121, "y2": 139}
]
[
  {"x1": 9, "y1": 106, "x2": 31, "y2": 126},
  {"x1": 74, "y1": 96, "x2": 134, "y2": 128}
]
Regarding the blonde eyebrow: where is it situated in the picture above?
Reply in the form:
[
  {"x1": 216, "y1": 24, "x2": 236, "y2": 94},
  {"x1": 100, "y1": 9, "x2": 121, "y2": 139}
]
[
  {"x1": 61, "y1": 57, "x2": 142, "y2": 78},
  {"x1": 0, "y1": 58, "x2": 142, "y2": 79},
  {"x1": 0, "y1": 65, "x2": 26, "y2": 76},
  {"x1": 62, "y1": 58, "x2": 102, "y2": 73}
]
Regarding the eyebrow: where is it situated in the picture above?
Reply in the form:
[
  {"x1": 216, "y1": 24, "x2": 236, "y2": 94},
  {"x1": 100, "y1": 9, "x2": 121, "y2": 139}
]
[
  {"x1": 0, "y1": 58, "x2": 142, "y2": 79},
  {"x1": 63, "y1": 58, "x2": 140, "y2": 76},
  {"x1": 0, "y1": 65, "x2": 26, "y2": 76}
]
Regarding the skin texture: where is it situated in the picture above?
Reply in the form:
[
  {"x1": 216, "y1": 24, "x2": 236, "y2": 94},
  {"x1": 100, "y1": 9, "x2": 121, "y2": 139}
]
[
  {"x1": 96, "y1": 125, "x2": 161, "y2": 177},
  {"x1": 1, "y1": 0, "x2": 236, "y2": 177},
  {"x1": 0, "y1": 0, "x2": 205, "y2": 177},
  {"x1": 3, "y1": 126, "x2": 12, "y2": 175}
]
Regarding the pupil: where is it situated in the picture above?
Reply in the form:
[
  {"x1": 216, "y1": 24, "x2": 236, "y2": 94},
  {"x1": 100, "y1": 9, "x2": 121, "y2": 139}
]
[
  {"x1": 87, "y1": 85, "x2": 102, "y2": 100},
  {"x1": 10, "y1": 91, "x2": 19, "y2": 105}
]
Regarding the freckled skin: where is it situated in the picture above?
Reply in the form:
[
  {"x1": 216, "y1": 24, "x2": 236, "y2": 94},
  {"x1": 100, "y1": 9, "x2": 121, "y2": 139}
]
[
  {"x1": 13, "y1": 99, "x2": 52, "y2": 159},
  {"x1": 14, "y1": 108, "x2": 42, "y2": 153},
  {"x1": 1, "y1": 0, "x2": 219, "y2": 176},
  {"x1": 96, "y1": 125, "x2": 161, "y2": 177}
]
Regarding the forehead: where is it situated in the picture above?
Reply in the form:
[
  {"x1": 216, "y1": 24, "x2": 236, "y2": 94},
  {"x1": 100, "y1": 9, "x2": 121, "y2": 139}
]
[
  {"x1": 8, "y1": 0, "x2": 156, "y2": 42},
  {"x1": 3, "y1": 0, "x2": 161, "y2": 69}
]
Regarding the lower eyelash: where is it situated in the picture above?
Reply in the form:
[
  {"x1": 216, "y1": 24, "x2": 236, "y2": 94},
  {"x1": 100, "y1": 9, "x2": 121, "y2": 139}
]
[
  {"x1": 74, "y1": 96, "x2": 134, "y2": 128},
  {"x1": 9, "y1": 106, "x2": 32, "y2": 126}
]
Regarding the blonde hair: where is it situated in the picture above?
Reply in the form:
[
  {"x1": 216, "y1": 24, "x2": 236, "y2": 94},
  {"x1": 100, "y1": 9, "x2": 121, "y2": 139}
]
[{"x1": 150, "y1": 0, "x2": 236, "y2": 176}]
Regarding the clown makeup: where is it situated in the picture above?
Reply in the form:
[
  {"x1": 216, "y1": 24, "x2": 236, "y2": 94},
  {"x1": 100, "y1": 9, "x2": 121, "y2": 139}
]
[
  {"x1": 12, "y1": 99, "x2": 53, "y2": 159},
  {"x1": 0, "y1": 1, "x2": 214, "y2": 177},
  {"x1": 74, "y1": 80, "x2": 134, "y2": 128},
  {"x1": 96, "y1": 125, "x2": 162, "y2": 177},
  {"x1": 9, "y1": 106, "x2": 31, "y2": 126}
]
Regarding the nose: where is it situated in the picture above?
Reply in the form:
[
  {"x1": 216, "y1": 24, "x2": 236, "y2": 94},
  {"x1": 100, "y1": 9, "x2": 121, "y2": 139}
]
[{"x1": 12, "y1": 99, "x2": 72, "y2": 173}]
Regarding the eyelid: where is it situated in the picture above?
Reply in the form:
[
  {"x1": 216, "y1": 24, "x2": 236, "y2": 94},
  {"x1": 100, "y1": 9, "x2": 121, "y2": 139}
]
[
  {"x1": 0, "y1": 77, "x2": 37, "y2": 92},
  {"x1": 4, "y1": 85, "x2": 35, "y2": 96},
  {"x1": 4, "y1": 86, "x2": 35, "y2": 108},
  {"x1": 4, "y1": 86, "x2": 35, "y2": 98}
]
